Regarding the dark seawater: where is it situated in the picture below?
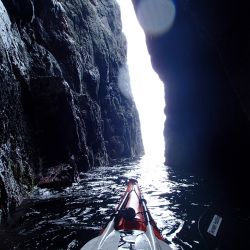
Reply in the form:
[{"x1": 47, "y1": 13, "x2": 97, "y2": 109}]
[{"x1": 0, "y1": 156, "x2": 249, "y2": 250}]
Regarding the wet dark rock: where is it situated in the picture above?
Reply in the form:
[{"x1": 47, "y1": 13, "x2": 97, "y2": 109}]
[
  {"x1": 132, "y1": 0, "x2": 250, "y2": 195},
  {"x1": 37, "y1": 163, "x2": 77, "y2": 188},
  {"x1": 0, "y1": 0, "x2": 143, "y2": 219}
]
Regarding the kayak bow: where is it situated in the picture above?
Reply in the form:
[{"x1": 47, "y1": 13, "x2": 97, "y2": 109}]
[{"x1": 81, "y1": 179, "x2": 172, "y2": 250}]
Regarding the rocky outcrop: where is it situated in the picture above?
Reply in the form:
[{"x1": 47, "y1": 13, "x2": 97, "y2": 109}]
[
  {"x1": 0, "y1": 0, "x2": 143, "y2": 220},
  {"x1": 37, "y1": 163, "x2": 77, "y2": 188},
  {"x1": 132, "y1": 0, "x2": 250, "y2": 195}
]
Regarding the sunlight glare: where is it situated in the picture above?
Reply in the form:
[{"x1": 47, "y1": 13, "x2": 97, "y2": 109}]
[{"x1": 117, "y1": 0, "x2": 166, "y2": 160}]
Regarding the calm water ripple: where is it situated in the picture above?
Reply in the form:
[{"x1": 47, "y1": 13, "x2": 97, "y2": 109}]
[{"x1": 0, "y1": 156, "x2": 248, "y2": 250}]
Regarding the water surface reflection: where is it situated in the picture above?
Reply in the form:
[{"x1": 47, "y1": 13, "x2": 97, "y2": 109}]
[{"x1": 0, "y1": 156, "x2": 211, "y2": 250}]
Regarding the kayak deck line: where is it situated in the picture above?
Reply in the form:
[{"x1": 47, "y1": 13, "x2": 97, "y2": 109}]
[
  {"x1": 114, "y1": 179, "x2": 164, "y2": 241},
  {"x1": 81, "y1": 179, "x2": 172, "y2": 250},
  {"x1": 114, "y1": 180, "x2": 147, "y2": 233}
]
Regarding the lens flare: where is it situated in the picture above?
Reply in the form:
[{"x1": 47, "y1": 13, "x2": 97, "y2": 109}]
[
  {"x1": 118, "y1": 64, "x2": 133, "y2": 100},
  {"x1": 137, "y1": 0, "x2": 176, "y2": 36}
]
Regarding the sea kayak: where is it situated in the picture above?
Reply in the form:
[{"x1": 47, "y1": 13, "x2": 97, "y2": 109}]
[{"x1": 81, "y1": 179, "x2": 172, "y2": 250}]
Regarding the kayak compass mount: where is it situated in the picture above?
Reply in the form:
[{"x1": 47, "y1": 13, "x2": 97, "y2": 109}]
[{"x1": 114, "y1": 207, "x2": 137, "y2": 229}]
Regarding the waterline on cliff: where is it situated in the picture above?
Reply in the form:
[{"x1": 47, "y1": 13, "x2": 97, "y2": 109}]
[{"x1": 117, "y1": 0, "x2": 166, "y2": 160}]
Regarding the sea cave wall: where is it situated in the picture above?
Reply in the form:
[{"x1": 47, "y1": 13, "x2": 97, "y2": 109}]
[
  {"x1": 0, "y1": 0, "x2": 143, "y2": 220},
  {"x1": 132, "y1": 0, "x2": 250, "y2": 198}
]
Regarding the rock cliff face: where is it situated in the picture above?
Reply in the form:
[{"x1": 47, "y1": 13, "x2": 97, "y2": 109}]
[
  {"x1": 0, "y1": 0, "x2": 143, "y2": 220},
  {"x1": 132, "y1": 0, "x2": 250, "y2": 196}
]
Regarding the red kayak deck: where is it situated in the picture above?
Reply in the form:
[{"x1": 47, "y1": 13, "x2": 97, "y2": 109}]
[
  {"x1": 115, "y1": 179, "x2": 164, "y2": 241},
  {"x1": 81, "y1": 179, "x2": 172, "y2": 250}
]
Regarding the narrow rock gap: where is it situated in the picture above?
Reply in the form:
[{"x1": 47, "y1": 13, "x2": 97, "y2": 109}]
[{"x1": 117, "y1": 0, "x2": 166, "y2": 160}]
